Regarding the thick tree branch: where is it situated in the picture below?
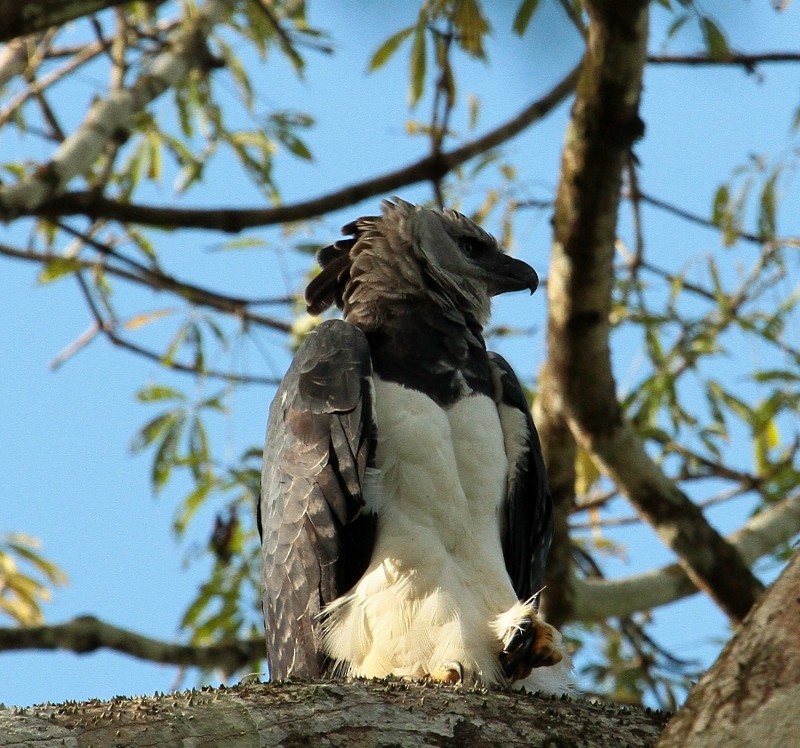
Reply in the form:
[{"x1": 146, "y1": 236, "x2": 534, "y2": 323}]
[
  {"x1": 0, "y1": 679, "x2": 669, "y2": 747},
  {"x1": 0, "y1": 1, "x2": 163, "y2": 44},
  {"x1": 543, "y1": 1, "x2": 764, "y2": 623},
  {"x1": 26, "y1": 63, "x2": 582, "y2": 231},
  {"x1": 657, "y1": 551, "x2": 800, "y2": 747},
  {"x1": 0, "y1": 615, "x2": 264, "y2": 673},
  {"x1": 0, "y1": 1, "x2": 221, "y2": 220},
  {"x1": 535, "y1": 389, "x2": 578, "y2": 628},
  {"x1": 572, "y1": 491, "x2": 800, "y2": 621}
]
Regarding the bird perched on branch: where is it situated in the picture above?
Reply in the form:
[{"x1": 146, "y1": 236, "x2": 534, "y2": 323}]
[{"x1": 260, "y1": 197, "x2": 571, "y2": 693}]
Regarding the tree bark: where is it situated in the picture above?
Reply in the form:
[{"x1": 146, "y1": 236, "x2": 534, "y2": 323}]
[
  {"x1": 657, "y1": 551, "x2": 800, "y2": 747},
  {"x1": 0, "y1": 679, "x2": 668, "y2": 747}
]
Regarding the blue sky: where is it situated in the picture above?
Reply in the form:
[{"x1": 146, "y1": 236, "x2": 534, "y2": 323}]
[{"x1": 2, "y1": 1, "x2": 799, "y2": 707}]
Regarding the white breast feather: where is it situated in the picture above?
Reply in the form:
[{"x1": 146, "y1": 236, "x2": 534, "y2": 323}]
[{"x1": 320, "y1": 376, "x2": 571, "y2": 693}]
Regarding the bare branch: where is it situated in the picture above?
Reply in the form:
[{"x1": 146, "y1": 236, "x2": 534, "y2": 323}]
[
  {"x1": 535, "y1": 391, "x2": 578, "y2": 629},
  {"x1": 68, "y1": 270, "x2": 281, "y2": 385},
  {"x1": 29, "y1": 63, "x2": 582, "y2": 231},
  {"x1": 632, "y1": 190, "x2": 768, "y2": 245},
  {"x1": 572, "y1": 491, "x2": 800, "y2": 621},
  {"x1": 648, "y1": 51, "x2": 800, "y2": 67},
  {"x1": 0, "y1": 40, "x2": 106, "y2": 129},
  {"x1": 56, "y1": 223, "x2": 293, "y2": 331},
  {"x1": 0, "y1": 614, "x2": 263, "y2": 673}
]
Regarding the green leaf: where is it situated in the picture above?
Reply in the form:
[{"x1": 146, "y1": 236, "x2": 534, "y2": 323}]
[
  {"x1": 186, "y1": 321, "x2": 204, "y2": 372},
  {"x1": 368, "y1": 26, "x2": 415, "y2": 72},
  {"x1": 212, "y1": 237, "x2": 268, "y2": 251},
  {"x1": 130, "y1": 411, "x2": 179, "y2": 453},
  {"x1": 758, "y1": 170, "x2": 779, "y2": 240},
  {"x1": 162, "y1": 322, "x2": 190, "y2": 366},
  {"x1": 409, "y1": 12, "x2": 428, "y2": 107},
  {"x1": 188, "y1": 415, "x2": 210, "y2": 480},
  {"x1": 467, "y1": 93, "x2": 481, "y2": 130},
  {"x1": 136, "y1": 385, "x2": 186, "y2": 403},
  {"x1": 453, "y1": 0, "x2": 490, "y2": 58},
  {"x1": 700, "y1": 16, "x2": 730, "y2": 60},
  {"x1": 666, "y1": 14, "x2": 689, "y2": 40},
  {"x1": 279, "y1": 131, "x2": 313, "y2": 161},
  {"x1": 38, "y1": 257, "x2": 82, "y2": 284},
  {"x1": 575, "y1": 447, "x2": 600, "y2": 496},
  {"x1": 752, "y1": 369, "x2": 800, "y2": 384},
  {"x1": 173, "y1": 475, "x2": 214, "y2": 537},
  {"x1": 513, "y1": 0, "x2": 540, "y2": 36},
  {"x1": 152, "y1": 415, "x2": 184, "y2": 492},
  {"x1": 711, "y1": 184, "x2": 729, "y2": 226},
  {"x1": 754, "y1": 418, "x2": 779, "y2": 472},
  {"x1": 145, "y1": 130, "x2": 162, "y2": 181}
]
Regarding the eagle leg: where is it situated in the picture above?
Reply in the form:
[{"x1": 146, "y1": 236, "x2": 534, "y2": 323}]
[{"x1": 499, "y1": 615, "x2": 563, "y2": 683}]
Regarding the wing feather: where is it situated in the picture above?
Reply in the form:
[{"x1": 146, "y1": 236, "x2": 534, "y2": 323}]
[
  {"x1": 260, "y1": 319, "x2": 376, "y2": 679},
  {"x1": 489, "y1": 352, "x2": 554, "y2": 604}
]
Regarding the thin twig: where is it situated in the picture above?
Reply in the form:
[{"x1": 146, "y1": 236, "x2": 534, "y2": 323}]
[{"x1": 648, "y1": 51, "x2": 800, "y2": 67}]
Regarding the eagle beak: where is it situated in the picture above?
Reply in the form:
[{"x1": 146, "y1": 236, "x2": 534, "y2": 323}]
[{"x1": 488, "y1": 255, "x2": 539, "y2": 297}]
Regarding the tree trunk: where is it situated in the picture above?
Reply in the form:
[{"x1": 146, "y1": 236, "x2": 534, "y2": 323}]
[
  {"x1": 657, "y1": 550, "x2": 800, "y2": 747},
  {"x1": 1, "y1": 680, "x2": 668, "y2": 747}
]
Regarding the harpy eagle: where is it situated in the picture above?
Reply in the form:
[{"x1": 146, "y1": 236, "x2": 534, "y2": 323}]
[{"x1": 260, "y1": 198, "x2": 571, "y2": 693}]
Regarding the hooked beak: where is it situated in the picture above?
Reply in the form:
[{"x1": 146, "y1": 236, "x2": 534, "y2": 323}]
[{"x1": 487, "y1": 254, "x2": 539, "y2": 297}]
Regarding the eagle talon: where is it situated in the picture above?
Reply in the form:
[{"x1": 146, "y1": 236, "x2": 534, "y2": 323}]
[
  {"x1": 499, "y1": 615, "x2": 563, "y2": 682},
  {"x1": 429, "y1": 661, "x2": 464, "y2": 684}
]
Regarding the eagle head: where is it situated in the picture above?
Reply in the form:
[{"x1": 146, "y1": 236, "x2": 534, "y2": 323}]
[{"x1": 305, "y1": 198, "x2": 539, "y2": 327}]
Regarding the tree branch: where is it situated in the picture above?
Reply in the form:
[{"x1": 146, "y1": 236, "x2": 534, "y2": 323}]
[
  {"x1": 0, "y1": 1, "x2": 161, "y2": 44},
  {"x1": 535, "y1": 389, "x2": 578, "y2": 629},
  {"x1": 66, "y1": 272, "x2": 281, "y2": 385},
  {"x1": 0, "y1": 679, "x2": 669, "y2": 747},
  {"x1": 3, "y1": 495, "x2": 795, "y2": 675},
  {"x1": 648, "y1": 51, "x2": 800, "y2": 67},
  {"x1": 572, "y1": 491, "x2": 800, "y2": 621},
  {"x1": 0, "y1": 239, "x2": 292, "y2": 333},
  {"x1": 632, "y1": 189, "x2": 768, "y2": 245},
  {"x1": 658, "y1": 551, "x2": 800, "y2": 747},
  {"x1": 0, "y1": 36, "x2": 38, "y2": 87},
  {"x1": 0, "y1": 614, "x2": 263, "y2": 673},
  {"x1": 27, "y1": 63, "x2": 582, "y2": 231},
  {"x1": 0, "y1": 1, "x2": 221, "y2": 219},
  {"x1": 0, "y1": 40, "x2": 111, "y2": 129},
  {"x1": 543, "y1": 0, "x2": 764, "y2": 623}
]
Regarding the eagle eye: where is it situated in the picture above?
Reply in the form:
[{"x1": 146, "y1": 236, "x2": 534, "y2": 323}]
[{"x1": 459, "y1": 236, "x2": 485, "y2": 259}]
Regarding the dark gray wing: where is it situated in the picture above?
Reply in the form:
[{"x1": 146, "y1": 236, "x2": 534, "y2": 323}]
[
  {"x1": 489, "y1": 352, "x2": 554, "y2": 604},
  {"x1": 260, "y1": 318, "x2": 376, "y2": 679}
]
